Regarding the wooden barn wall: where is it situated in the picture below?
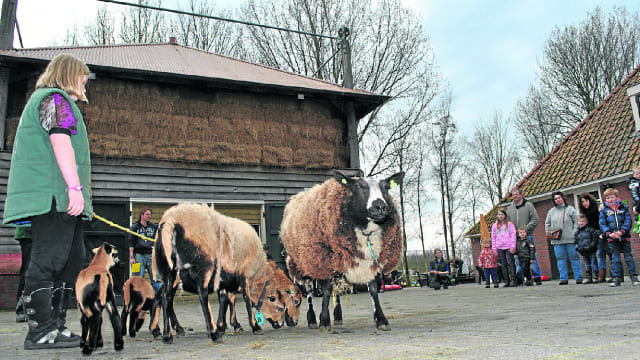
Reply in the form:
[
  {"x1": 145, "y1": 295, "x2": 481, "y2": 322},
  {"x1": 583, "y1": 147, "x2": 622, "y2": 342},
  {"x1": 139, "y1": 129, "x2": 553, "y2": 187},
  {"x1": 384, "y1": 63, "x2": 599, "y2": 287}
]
[{"x1": 0, "y1": 153, "x2": 333, "y2": 253}]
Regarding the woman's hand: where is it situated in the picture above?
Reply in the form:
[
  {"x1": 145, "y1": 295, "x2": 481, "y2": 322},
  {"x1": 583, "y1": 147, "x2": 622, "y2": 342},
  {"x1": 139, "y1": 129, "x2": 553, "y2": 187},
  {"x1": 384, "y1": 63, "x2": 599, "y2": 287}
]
[{"x1": 67, "y1": 188, "x2": 84, "y2": 216}]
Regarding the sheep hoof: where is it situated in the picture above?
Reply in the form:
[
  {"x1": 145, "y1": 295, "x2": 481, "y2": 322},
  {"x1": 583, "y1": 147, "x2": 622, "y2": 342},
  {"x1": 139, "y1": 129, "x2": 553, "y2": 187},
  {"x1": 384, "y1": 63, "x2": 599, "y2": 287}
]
[
  {"x1": 334, "y1": 320, "x2": 343, "y2": 326},
  {"x1": 252, "y1": 328, "x2": 264, "y2": 335},
  {"x1": 162, "y1": 335, "x2": 174, "y2": 344},
  {"x1": 234, "y1": 327, "x2": 244, "y2": 335},
  {"x1": 308, "y1": 323, "x2": 318, "y2": 329},
  {"x1": 82, "y1": 345, "x2": 93, "y2": 355},
  {"x1": 319, "y1": 326, "x2": 330, "y2": 332},
  {"x1": 376, "y1": 324, "x2": 391, "y2": 331},
  {"x1": 114, "y1": 339, "x2": 124, "y2": 351},
  {"x1": 175, "y1": 325, "x2": 186, "y2": 336}
]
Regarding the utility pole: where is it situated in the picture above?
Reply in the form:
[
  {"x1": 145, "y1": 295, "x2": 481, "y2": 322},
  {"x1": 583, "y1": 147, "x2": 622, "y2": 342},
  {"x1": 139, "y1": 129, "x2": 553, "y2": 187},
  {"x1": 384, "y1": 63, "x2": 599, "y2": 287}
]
[
  {"x1": 0, "y1": 0, "x2": 17, "y2": 151},
  {"x1": 339, "y1": 26, "x2": 360, "y2": 170}
]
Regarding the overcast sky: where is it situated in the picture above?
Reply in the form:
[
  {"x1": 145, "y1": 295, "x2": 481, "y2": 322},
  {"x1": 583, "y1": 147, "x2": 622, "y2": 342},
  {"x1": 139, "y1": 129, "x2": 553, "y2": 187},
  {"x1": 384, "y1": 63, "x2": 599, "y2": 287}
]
[
  {"x1": 14, "y1": 0, "x2": 640, "y2": 137},
  {"x1": 11, "y1": 0, "x2": 640, "y2": 252}
]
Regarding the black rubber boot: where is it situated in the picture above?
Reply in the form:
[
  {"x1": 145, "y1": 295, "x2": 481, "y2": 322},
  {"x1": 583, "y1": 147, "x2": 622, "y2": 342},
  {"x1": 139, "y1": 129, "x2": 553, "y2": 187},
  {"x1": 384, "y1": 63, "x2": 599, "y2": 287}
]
[
  {"x1": 16, "y1": 295, "x2": 27, "y2": 323},
  {"x1": 501, "y1": 266, "x2": 510, "y2": 287},
  {"x1": 51, "y1": 283, "x2": 81, "y2": 343},
  {"x1": 508, "y1": 264, "x2": 517, "y2": 287},
  {"x1": 23, "y1": 284, "x2": 80, "y2": 350}
]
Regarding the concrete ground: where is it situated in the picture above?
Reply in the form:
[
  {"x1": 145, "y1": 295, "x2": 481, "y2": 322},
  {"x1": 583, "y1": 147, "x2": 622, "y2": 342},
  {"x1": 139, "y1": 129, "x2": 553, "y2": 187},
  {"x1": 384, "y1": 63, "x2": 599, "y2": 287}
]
[{"x1": 2, "y1": 279, "x2": 640, "y2": 359}]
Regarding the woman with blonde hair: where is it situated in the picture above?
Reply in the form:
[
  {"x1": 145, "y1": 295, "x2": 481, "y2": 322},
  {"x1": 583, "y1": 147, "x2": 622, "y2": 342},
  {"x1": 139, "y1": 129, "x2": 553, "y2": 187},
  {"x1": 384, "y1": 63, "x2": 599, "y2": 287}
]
[{"x1": 4, "y1": 54, "x2": 93, "y2": 350}]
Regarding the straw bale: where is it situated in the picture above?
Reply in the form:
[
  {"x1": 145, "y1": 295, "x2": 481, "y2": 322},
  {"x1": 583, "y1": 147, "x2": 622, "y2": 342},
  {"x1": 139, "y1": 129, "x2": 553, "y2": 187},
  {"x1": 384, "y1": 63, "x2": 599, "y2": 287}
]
[
  {"x1": 292, "y1": 148, "x2": 335, "y2": 169},
  {"x1": 322, "y1": 125, "x2": 340, "y2": 143},
  {"x1": 262, "y1": 146, "x2": 293, "y2": 167}
]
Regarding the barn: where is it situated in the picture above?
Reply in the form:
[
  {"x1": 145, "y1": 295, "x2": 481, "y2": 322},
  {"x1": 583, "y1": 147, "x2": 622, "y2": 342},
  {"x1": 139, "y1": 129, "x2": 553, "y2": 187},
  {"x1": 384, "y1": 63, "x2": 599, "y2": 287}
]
[
  {"x1": 0, "y1": 41, "x2": 388, "y2": 307},
  {"x1": 465, "y1": 63, "x2": 640, "y2": 281}
]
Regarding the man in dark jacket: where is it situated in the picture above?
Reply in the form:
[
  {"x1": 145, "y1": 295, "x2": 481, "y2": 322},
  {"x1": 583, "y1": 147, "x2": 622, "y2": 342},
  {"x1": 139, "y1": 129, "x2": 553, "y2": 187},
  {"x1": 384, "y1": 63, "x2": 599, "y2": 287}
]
[
  {"x1": 129, "y1": 207, "x2": 159, "y2": 291},
  {"x1": 506, "y1": 188, "x2": 542, "y2": 285},
  {"x1": 429, "y1": 248, "x2": 450, "y2": 290}
]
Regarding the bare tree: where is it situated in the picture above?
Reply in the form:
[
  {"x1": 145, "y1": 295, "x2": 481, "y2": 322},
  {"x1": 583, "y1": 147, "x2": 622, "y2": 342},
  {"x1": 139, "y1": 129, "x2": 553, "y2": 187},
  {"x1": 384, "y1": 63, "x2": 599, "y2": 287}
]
[
  {"x1": 171, "y1": 0, "x2": 247, "y2": 58},
  {"x1": 119, "y1": 0, "x2": 168, "y2": 43},
  {"x1": 85, "y1": 6, "x2": 116, "y2": 45},
  {"x1": 538, "y1": 6, "x2": 640, "y2": 129},
  {"x1": 512, "y1": 85, "x2": 565, "y2": 163},
  {"x1": 428, "y1": 93, "x2": 466, "y2": 260},
  {"x1": 241, "y1": 0, "x2": 439, "y2": 176},
  {"x1": 472, "y1": 109, "x2": 522, "y2": 206}
]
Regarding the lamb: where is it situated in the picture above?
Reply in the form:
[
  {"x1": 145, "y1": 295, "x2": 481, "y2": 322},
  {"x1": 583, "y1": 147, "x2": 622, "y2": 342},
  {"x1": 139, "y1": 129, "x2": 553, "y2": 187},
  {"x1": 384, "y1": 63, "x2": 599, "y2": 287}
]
[
  {"x1": 153, "y1": 203, "x2": 286, "y2": 344},
  {"x1": 272, "y1": 267, "x2": 302, "y2": 328},
  {"x1": 75, "y1": 243, "x2": 124, "y2": 355},
  {"x1": 280, "y1": 171, "x2": 404, "y2": 331},
  {"x1": 121, "y1": 276, "x2": 160, "y2": 338}
]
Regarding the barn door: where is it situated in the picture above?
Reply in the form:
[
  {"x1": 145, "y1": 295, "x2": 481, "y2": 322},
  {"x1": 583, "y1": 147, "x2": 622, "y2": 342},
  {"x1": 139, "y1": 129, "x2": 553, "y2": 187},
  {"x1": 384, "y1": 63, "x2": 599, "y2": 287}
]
[
  {"x1": 83, "y1": 200, "x2": 130, "y2": 305},
  {"x1": 265, "y1": 204, "x2": 286, "y2": 273}
]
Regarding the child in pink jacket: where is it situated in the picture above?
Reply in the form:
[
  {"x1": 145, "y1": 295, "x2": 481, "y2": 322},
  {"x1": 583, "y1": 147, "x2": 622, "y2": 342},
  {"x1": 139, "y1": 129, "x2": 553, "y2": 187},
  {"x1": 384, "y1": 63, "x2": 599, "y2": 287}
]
[{"x1": 478, "y1": 238, "x2": 500, "y2": 288}]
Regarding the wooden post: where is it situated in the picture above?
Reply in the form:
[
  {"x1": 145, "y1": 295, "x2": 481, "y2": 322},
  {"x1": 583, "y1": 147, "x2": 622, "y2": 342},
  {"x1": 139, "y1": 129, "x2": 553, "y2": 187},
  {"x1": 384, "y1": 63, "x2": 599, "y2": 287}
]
[
  {"x1": 0, "y1": 0, "x2": 17, "y2": 49},
  {"x1": 0, "y1": 0, "x2": 17, "y2": 151},
  {"x1": 339, "y1": 27, "x2": 360, "y2": 170}
]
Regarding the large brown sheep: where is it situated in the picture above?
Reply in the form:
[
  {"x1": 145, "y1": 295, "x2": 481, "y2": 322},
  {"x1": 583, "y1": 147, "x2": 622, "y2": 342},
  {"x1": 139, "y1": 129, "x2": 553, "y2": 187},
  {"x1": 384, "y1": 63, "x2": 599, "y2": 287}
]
[
  {"x1": 281, "y1": 171, "x2": 404, "y2": 331},
  {"x1": 153, "y1": 203, "x2": 286, "y2": 344}
]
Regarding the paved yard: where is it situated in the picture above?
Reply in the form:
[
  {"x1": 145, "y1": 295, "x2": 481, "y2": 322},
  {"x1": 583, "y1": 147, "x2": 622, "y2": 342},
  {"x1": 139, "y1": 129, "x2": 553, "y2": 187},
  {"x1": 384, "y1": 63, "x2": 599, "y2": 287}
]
[{"x1": 2, "y1": 280, "x2": 640, "y2": 359}]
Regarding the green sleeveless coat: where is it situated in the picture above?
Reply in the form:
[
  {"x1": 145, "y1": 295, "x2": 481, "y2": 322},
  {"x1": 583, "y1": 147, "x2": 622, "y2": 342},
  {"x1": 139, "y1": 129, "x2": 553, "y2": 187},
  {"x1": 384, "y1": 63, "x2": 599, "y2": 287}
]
[{"x1": 3, "y1": 88, "x2": 92, "y2": 224}]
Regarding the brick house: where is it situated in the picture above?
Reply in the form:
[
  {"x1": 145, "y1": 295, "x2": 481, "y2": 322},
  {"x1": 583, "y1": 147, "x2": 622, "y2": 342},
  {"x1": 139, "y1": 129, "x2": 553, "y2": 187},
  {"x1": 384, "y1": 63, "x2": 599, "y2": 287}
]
[{"x1": 466, "y1": 64, "x2": 640, "y2": 280}]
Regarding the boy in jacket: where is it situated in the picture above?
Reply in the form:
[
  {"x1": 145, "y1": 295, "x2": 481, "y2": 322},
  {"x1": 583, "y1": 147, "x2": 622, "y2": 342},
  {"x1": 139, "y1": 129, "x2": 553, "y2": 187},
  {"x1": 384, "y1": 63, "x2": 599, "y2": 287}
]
[
  {"x1": 599, "y1": 188, "x2": 639, "y2": 287},
  {"x1": 516, "y1": 228, "x2": 536, "y2": 286},
  {"x1": 574, "y1": 214, "x2": 599, "y2": 284}
]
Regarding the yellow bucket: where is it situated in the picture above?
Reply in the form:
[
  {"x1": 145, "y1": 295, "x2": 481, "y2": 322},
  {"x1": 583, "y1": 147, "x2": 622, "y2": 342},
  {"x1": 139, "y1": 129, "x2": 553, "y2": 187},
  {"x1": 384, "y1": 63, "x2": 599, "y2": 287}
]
[{"x1": 131, "y1": 263, "x2": 141, "y2": 273}]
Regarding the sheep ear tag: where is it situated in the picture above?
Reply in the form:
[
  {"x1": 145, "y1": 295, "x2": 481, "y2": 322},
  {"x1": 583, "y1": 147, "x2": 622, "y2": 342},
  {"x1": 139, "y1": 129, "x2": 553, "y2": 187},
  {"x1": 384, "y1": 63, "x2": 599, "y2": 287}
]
[
  {"x1": 255, "y1": 310, "x2": 265, "y2": 326},
  {"x1": 390, "y1": 180, "x2": 397, "y2": 189},
  {"x1": 341, "y1": 178, "x2": 347, "y2": 185}
]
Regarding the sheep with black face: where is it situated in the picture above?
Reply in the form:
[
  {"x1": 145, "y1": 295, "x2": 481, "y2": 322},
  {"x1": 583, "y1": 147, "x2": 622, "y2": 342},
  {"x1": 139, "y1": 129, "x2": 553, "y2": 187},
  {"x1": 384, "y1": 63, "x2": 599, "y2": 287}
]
[{"x1": 281, "y1": 171, "x2": 404, "y2": 331}]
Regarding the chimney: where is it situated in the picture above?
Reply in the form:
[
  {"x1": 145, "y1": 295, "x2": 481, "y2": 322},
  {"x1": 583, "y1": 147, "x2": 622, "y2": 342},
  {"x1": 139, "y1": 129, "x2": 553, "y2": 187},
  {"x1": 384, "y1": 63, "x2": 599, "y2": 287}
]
[
  {"x1": 169, "y1": 37, "x2": 177, "y2": 45},
  {"x1": 627, "y1": 83, "x2": 640, "y2": 136}
]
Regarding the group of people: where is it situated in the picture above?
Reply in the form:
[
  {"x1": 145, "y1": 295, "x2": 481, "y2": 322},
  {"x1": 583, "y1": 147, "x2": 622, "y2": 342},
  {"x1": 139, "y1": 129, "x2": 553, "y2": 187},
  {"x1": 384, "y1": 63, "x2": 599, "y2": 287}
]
[
  {"x1": 478, "y1": 189, "x2": 543, "y2": 288},
  {"x1": 546, "y1": 183, "x2": 639, "y2": 287},
  {"x1": 478, "y1": 168, "x2": 640, "y2": 289}
]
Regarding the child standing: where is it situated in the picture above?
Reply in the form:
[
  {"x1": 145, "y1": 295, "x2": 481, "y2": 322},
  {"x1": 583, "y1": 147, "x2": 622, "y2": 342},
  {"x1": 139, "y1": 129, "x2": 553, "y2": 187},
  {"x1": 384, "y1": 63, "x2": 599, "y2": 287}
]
[
  {"x1": 516, "y1": 227, "x2": 536, "y2": 286},
  {"x1": 574, "y1": 214, "x2": 599, "y2": 284},
  {"x1": 626, "y1": 165, "x2": 640, "y2": 222},
  {"x1": 478, "y1": 238, "x2": 499, "y2": 288},
  {"x1": 599, "y1": 188, "x2": 639, "y2": 287}
]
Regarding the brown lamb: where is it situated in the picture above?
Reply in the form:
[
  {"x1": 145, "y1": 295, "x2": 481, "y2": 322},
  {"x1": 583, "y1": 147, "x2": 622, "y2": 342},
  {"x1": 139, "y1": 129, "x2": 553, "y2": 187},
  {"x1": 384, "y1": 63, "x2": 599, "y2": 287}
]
[{"x1": 75, "y1": 243, "x2": 124, "y2": 355}]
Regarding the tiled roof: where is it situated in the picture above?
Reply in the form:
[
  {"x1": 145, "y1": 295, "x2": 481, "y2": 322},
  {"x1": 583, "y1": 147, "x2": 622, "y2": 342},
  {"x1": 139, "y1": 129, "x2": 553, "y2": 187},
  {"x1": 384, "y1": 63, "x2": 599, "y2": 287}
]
[
  {"x1": 466, "y1": 64, "x2": 640, "y2": 237},
  {"x1": 515, "y1": 65, "x2": 640, "y2": 196},
  {"x1": 0, "y1": 42, "x2": 377, "y2": 97}
]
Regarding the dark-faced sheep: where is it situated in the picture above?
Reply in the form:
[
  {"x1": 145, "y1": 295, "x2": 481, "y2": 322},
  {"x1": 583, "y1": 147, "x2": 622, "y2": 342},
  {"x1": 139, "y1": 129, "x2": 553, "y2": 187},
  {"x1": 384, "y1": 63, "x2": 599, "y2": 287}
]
[
  {"x1": 272, "y1": 267, "x2": 302, "y2": 328},
  {"x1": 75, "y1": 243, "x2": 124, "y2": 355},
  {"x1": 280, "y1": 171, "x2": 404, "y2": 331},
  {"x1": 153, "y1": 203, "x2": 286, "y2": 344}
]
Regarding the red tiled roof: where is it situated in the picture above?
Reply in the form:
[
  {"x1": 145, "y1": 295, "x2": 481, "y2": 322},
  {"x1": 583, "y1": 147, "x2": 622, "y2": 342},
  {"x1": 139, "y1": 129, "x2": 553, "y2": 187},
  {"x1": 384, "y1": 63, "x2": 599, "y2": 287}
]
[
  {"x1": 515, "y1": 65, "x2": 640, "y2": 196},
  {"x1": 0, "y1": 42, "x2": 376, "y2": 97}
]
